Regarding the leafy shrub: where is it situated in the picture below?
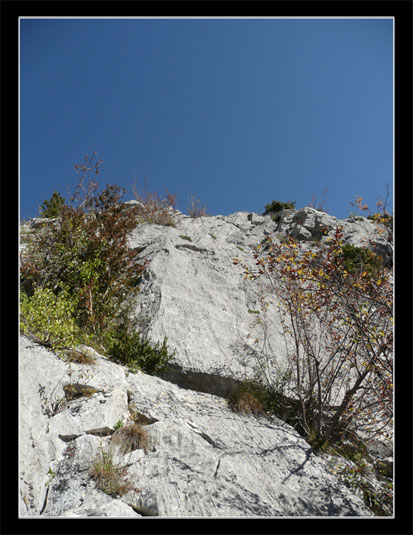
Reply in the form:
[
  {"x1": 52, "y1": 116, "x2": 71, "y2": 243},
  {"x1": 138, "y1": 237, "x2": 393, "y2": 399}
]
[
  {"x1": 107, "y1": 328, "x2": 175, "y2": 376},
  {"x1": 329, "y1": 457, "x2": 393, "y2": 516},
  {"x1": 228, "y1": 381, "x2": 264, "y2": 415},
  {"x1": 20, "y1": 287, "x2": 82, "y2": 356},
  {"x1": 263, "y1": 200, "x2": 296, "y2": 223},
  {"x1": 39, "y1": 191, "x2": 66, "y2": 218},
  {"x1": 21, "y1": 154, "x2": 178, "y2": 378},
  {"x1": 229, "y1": 378, "x2": 305, "y2": 429},
  {"x1": 113, "y1": 419, "x2": 124, "y2": 431},
  {"x1": 368, "y1": 213, "x2": 393, "y2": 230},
  {"x1": 235, "y1": 221, "x2": 393, "y2": 452}
]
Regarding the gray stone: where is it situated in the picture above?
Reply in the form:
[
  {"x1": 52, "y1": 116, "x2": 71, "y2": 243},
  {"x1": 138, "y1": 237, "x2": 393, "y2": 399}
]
[
  {"x1": 19, "y1": 335, "x2": 371, "y2": 517},
  {"x1": 127, "y1": 206, "x2": 391, "y2": 397},
  {"x1": 19, "y1": 206, "x2": 392, "y2": 517}
]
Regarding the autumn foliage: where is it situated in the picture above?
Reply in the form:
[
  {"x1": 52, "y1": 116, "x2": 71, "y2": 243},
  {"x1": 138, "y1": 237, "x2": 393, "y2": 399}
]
[{"x1": 235, "y1": 197, "x2": 393, "y2": 451}]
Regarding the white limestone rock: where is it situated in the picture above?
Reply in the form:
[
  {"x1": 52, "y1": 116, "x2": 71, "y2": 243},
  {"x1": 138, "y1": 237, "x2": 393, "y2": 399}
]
[
  {"x1": 127, "y1": 208, "x2": 391, "y2": 396},
  {"x1": 19, "y1": 335, "x2": 371, "y2": 517}
]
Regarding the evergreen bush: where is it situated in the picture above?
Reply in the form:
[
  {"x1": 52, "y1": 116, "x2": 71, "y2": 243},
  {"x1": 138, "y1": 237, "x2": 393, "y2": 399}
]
[
  {"x1": 337, "y1": 243, "x2": 383, "y2": 276},
  {"x1": 107, "y1": 328, "x2": 174, "y2": 376},
  {"x1": 39, "y1": 191, "x2": 66, "y2": 218},
  {"x1": 263, "y1": 200, "x2": 296, "y2": 216}
]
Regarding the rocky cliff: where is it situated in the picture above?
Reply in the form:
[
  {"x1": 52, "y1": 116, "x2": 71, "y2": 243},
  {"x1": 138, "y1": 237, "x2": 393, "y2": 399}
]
[{"x1": 19, "y1": 206, "x2": 392, "y2": 517}]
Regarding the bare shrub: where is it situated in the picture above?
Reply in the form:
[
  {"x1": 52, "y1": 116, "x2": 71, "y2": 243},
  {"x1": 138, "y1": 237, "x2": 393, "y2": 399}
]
[
  {"x1": 89, "y1": 446, "x2": 132, "y2": 497},
  {"x1": 234, "y1": 198, "x2": 393, "y2": 452},
  {"x1": 132, "y1": 177, "x2": 177, "y2": 226},
  {"x1": 188, "y1": 195, "x2": 207, "y2": 217},
  {"x1": 111, "y1": 423, "x2": 150, "y2": 454},
  {"x1": 307, "y1": 187, "x2": 329, "y2": 212},
  {"x1": 228, "y1": 382, "x2": 264, "y2": 415}
]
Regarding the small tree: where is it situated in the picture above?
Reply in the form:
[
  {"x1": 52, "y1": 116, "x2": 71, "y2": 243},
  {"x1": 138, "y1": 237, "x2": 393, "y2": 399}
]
[
  {"x1": 39, "y1": 191, "x2": 66, "y2": 218},
  {"x1": 235, "y1": 200, "x2": 393, "y2": 451}
]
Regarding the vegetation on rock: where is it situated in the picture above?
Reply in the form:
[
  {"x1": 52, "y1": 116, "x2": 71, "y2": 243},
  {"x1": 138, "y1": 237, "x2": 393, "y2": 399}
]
[
  {"x1": 263, "y1": 199, "x2": 296, "y2": 223},
  {"x1": 89, "y1": 446, "x2": 132, "y2": 497},
  {"x1": 107, "y1": 328, "x2": 174, "y2": 376},
  {"x1": 20, "y1": 153, "x2": 175, "y2": 374},
  {"x1": 187, "y1": 195, "x2": 207, "y2": 217},
  {"x1": 39, "y1": 190, "x2": 66, "y2": 218},
  {"x1": 20, "y1": 287, "x2": 82, "y2": 357},
  {"x1": 132, "y1": 177, "x2": 177, "y2": 226},
  {"x1": 235, "y1": 194, "x2": 393, "y2": 453}
]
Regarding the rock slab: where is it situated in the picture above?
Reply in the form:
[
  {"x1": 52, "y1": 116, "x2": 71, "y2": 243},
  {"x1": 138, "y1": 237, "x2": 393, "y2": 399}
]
[{"x1": 19, "y1": 335, "x2": 371, "y2": 517}]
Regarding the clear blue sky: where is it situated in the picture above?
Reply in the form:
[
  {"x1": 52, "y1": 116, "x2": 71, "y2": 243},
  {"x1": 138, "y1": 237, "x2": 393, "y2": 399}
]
[{"x1": 20, "y1": 17, "x2": 393, "y2": 221}]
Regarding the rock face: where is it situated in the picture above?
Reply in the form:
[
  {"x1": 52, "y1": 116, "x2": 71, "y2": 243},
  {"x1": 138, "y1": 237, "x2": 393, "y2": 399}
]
[
  {"x1": 19, "y1": 335, "x2": 371, "y2": 517},
  {"x1": 126, "y1": 207, "x2": 391, "y2": 397},
  {"x1": 19, "y1": 206, "x2": 392, "y2": 517}
]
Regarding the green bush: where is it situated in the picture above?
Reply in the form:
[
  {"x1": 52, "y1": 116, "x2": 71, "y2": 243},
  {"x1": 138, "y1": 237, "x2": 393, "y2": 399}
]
[
  {"x1": 263, "y1": 200, "x2": 296, "y2": 223},
  {"x1": 337, "y1": 243, "x2": 383, "y2": 275},
  {"x1": 20, "y1": 287, "x2": 82, "y2": 356},
  {"x1": 263, "y1": 200, "x2": 296, "y2": 216},
  {"x1": 39, "y1": 191, "x2": 66, "y2": 218},
  {"x1": 107, "y1": 328, "x2": 175, "y2": 376}
]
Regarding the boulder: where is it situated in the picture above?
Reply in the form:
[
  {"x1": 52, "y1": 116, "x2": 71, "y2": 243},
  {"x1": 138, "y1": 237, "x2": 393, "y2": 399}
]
[{"x1": 19, "y1": 335, "x2": 371, "y2": 517}]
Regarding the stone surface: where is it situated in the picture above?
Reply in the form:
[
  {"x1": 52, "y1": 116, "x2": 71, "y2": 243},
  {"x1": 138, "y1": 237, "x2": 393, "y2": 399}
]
[
  {"x1": 126, "y1": 208, "x2": 391, "y2": 396},
  {"x1": 19, "y1": 206, "x2": 392, "y2": 518},
  {"x1": 19, "y1": 335, "x2": 372, "y2": 517}
]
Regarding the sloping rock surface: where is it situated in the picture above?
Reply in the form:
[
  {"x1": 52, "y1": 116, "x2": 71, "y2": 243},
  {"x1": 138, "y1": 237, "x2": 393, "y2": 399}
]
[
  {"x1": 126, "y1": 207, "x2": 391, "y2": 396},
  {"x1": 19, "y1": 335, "x2": 371, "y2": 517}
]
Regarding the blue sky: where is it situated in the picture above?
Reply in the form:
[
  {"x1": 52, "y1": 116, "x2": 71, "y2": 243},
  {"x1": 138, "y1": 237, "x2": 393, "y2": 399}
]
[{"x1": 20, "y1": 17, "x2": 393, "y2": 221}]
